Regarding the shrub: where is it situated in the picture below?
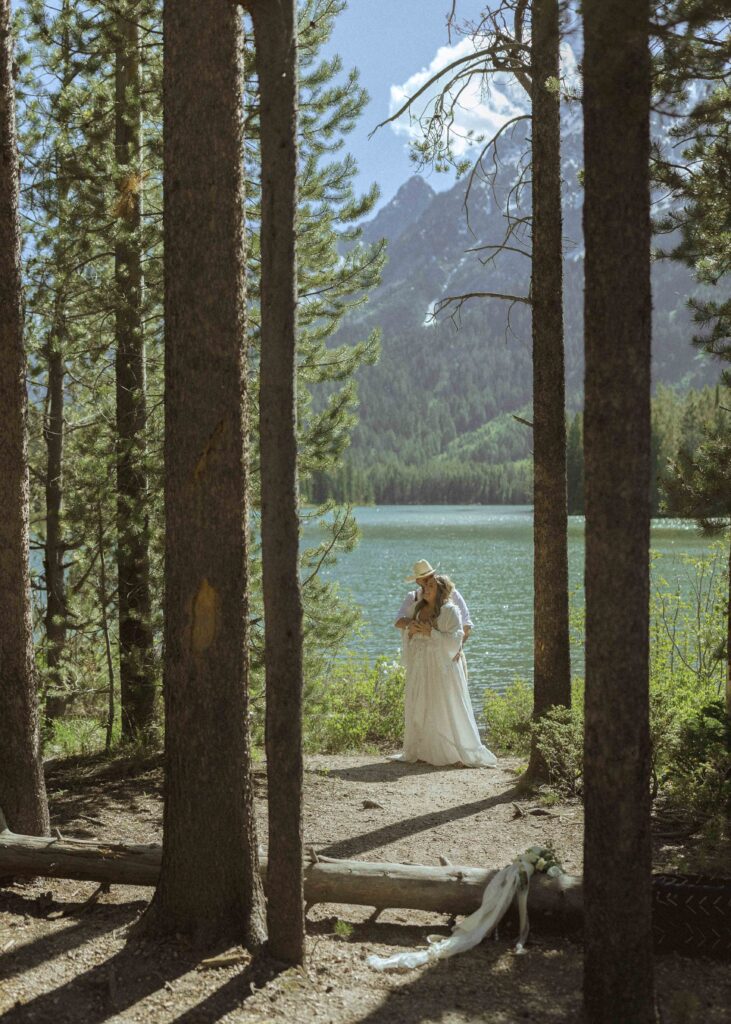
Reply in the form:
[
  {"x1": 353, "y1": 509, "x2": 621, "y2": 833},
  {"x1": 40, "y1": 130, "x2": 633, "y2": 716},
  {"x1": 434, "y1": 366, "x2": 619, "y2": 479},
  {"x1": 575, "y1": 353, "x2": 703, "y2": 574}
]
[
  {"x1": 483, "y1": 678, "x2": 533, "y2": 756},
  {"x1": 46, "y1": 716, "x2": 107, "y2": 759},
  {"x1": 482, "y1": 548, "x2": 729, "y2": 820},
  {"x1": 533, "y1": 704, "x2": 584, "y2": 798},
  {"x1": 663, "y1": 699, "x2": 731, "y2": 824},
  {"x1": 303, "y1": 655, "x2": 405, "y2": 753}
]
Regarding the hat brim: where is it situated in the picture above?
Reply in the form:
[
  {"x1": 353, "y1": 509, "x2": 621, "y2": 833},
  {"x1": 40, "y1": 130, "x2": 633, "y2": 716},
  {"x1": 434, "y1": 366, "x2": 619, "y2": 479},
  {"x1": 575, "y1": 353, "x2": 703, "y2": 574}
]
[{"x1": 404, "y1": 569, "x2": 436, "y2": 583}]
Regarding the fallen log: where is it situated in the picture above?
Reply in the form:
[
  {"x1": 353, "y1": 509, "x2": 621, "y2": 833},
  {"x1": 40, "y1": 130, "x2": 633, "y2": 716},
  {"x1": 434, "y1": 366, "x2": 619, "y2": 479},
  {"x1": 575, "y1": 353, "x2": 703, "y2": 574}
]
[
  {"x1": 3, "y1": 813, "x2": 730, "y2": 956},
  {"x1": 0, "y1": 809, "x2": 581, "y2": 922}
]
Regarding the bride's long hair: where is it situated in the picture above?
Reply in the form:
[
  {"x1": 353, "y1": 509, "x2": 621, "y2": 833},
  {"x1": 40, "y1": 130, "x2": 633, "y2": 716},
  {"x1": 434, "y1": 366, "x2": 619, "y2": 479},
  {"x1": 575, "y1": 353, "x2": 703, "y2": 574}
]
[{"x1": 415, "y1": 574, "x2": 455, "y2": 623}]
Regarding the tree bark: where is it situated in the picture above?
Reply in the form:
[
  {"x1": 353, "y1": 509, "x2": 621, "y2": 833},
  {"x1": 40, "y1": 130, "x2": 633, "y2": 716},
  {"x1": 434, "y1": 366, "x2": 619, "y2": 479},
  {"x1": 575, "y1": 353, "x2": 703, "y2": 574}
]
[
  {"x1": 43, "y1": 344, "x2": 68, "y2": 723},
  {"x1": 143, "y1": 0, "x2": 266, "y2": 949},
  {"x1": 42, "y1": 1, "x2": 72, "y2": 728},
  {"x1": 726, "y1": 537, "x2": 731, "y2": 722},
  {"x1": 527, "y1": 0, "x2": 571, "y2": 783},
  {"x1": 0, "y1": 0, "x2": 50, "y2": 836},
  {"x1": 248, "y1": 0, "x2": 305, "y2": 965},
  {"x1": 583, "y1": 1, "x2": 656, "y2": 1020},
  {"x1": 0, "y1": 817, "x2": 583, "y2": 925},
  {"x1": 114, "y1": 1, "x2": 155, "y2": 740}
]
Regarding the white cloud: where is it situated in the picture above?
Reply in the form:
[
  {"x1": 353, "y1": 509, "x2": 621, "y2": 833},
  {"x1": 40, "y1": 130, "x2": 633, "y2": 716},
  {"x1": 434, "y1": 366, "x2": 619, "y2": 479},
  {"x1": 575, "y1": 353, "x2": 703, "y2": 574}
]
[{"x1": 389, "y1": 38, "x2": 581, "y2": 158}]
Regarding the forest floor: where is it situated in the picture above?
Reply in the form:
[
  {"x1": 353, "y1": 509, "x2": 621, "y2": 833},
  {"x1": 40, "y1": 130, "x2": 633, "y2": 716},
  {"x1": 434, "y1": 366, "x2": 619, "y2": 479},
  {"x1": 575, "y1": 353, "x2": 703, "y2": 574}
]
[{"x1": 1, "y1": 751, "x2": 729, "y2": 1024}]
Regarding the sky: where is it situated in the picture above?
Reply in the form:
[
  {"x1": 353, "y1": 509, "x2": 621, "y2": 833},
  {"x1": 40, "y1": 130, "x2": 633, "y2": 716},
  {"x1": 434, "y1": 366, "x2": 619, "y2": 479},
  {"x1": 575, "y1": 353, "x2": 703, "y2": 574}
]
[
  {"x1": 320, "y1": 1, "x2": 488, "y2": 211},
  {"x1": 320, "y1": 3, "x2": 582, "y2": 215}
]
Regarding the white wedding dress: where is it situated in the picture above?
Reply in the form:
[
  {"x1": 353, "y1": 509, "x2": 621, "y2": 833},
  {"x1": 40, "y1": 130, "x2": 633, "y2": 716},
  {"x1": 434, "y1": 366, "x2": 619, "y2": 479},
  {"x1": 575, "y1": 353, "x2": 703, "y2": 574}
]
[{"x1": 396, "y1": 600, "x2": 497, "y2": 768}]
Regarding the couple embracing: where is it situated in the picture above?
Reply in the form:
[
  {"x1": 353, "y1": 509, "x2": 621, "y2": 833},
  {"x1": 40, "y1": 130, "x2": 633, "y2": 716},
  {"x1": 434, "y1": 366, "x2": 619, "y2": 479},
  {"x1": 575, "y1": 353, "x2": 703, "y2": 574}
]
[{"x1": 392, "y1": 559, "x2": 497, "y2": 769}]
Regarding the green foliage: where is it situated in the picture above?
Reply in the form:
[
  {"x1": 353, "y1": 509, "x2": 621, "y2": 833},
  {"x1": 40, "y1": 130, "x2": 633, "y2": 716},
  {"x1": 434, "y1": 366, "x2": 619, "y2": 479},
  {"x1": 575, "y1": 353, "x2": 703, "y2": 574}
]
[
  {"x1": 303, "y1": 656, "x2": 405, "y2": 754},
  {"x1": 484, "y1": 549, "x2": 729, "y2": 815},
  {"x1": 653, "y1": 3, "x2": 731, "y2": 366},
  {"x1": 314, "y1": 385, "x2": 727, "y2": 508},
  {"x1": 567, "y1": 386, "x2": 729, "y2": 516},
  {"x1": 333, "y1": 919, "x2": 354, "y2": 939},
  {"x1": 46, "y1": 717, "x2": 109, "y2": 759},
  {"x1": 484, "y1": 676, "x2": 584, "y2": 796},
  {"x1": 17, "y1": 0, "x2": 382, "y2": 742},
  {"x1": 663, "y1": 699, "x2": 731, "y2": 822},
  {"x1": 533, "y1": 704, "x2": 584, "y2": 799},
  {"x1": 483, "y1": 678, "x2": 534, "y2": 755}
]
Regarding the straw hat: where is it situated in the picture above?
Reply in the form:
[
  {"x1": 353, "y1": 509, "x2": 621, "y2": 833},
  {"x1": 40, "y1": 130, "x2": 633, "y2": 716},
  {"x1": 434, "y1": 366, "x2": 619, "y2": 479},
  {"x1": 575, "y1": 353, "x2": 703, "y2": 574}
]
[{"x1": 405, "y1": 559, "x2": 436, "y2": 583}]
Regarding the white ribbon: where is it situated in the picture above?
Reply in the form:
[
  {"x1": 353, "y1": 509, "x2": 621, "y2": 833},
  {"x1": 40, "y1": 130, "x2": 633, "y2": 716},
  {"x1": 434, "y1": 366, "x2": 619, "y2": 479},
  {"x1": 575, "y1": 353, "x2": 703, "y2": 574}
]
[{"x1": 367, "y1": 849, "x2": 563, "y2": 972}]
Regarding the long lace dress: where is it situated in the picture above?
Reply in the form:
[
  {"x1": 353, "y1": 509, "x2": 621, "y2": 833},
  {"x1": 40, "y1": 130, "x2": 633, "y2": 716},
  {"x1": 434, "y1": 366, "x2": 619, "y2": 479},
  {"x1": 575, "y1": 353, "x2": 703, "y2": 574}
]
[{"x1": 397, "y1": 599, "x2": 497, "y2": 768}]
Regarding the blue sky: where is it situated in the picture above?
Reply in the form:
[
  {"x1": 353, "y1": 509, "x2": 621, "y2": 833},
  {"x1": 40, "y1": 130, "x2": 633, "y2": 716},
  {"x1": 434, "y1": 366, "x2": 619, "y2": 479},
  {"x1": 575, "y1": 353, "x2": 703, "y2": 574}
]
[
  {"x1": 320, "y1": 1, "x2": 484, "y2": 211},
  {"x1": 319, "y1": 3, "x2": 582, "y2": 216}
]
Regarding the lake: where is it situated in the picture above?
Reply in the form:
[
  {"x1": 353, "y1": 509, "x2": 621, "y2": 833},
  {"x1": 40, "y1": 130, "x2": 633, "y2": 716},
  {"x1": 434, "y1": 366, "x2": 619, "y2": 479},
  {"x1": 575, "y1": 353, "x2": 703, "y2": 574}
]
[{"x1": 302, "y1": 505, "x2": 718, "y2": 703}]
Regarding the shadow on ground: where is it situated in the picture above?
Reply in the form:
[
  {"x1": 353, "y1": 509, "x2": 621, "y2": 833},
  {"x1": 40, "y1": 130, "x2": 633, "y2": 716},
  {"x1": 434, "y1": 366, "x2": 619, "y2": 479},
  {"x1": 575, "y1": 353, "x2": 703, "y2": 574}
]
[
  {"x1": 319, "y1": 784, "x2": 522, "y2": 860},
  {"x1": 0, "y1": 893, "x2": 145, "y2": 984},
  {"x1": 348, "y1": 938, "x2": 584, "y2": 1024},
  {"x1": 317, "y1": 761, "x2": 473, "y2": 784}
]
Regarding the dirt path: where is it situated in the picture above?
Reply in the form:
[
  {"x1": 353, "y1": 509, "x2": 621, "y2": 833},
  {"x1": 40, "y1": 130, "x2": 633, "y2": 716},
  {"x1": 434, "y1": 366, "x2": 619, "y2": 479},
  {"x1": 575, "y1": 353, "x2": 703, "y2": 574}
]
[{"x1": 1, "y1": 753, "x2": 728, "y2": 1023}]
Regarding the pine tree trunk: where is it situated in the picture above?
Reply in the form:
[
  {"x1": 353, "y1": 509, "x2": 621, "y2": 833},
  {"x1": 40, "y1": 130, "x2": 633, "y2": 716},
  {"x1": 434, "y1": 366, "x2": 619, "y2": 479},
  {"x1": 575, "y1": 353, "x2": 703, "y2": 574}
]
[
  {"x1": 43, "y1": 343, "x2": 68, "y2": 724},
  {"x1": 114, "y1": 2, "x2": 155, "y2": 740},
  {"x1": 583, "y1": 1, "x2": 656, "y2": 1020},
  {"x1": 527, "y1": 0, "x2": 571, "y2": 782},
  {"x1": 248, "y1": 0, "x2": 305, "y2": 965},
  {"x1": 143, "y1": 0, "x2": 266, "y2": 949},
  {"x1": 0, "y1": 0, "x2": 50, "y2": 835},
  {"x1": 42, "y1": 7, "x2": 73, "y2": 728},
  {"x1": 726, "y1": 536, "x2": 731, "y2": 722}
]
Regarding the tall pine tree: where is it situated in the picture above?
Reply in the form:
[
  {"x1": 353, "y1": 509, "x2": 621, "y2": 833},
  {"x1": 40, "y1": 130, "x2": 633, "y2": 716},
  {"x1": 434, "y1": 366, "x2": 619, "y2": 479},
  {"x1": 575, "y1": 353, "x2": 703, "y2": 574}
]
[
  {"x1": 0, "y1": 0, "x2": 50, "y2": 834},
  {"x1": 582, "y1": 0, "x2": 655, "y2": 1018}
]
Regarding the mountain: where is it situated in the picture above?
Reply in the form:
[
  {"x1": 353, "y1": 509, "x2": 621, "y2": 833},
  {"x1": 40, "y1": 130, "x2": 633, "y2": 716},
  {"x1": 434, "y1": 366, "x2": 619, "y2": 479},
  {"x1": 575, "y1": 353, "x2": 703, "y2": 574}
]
[
  {"x1": 360, "y1": 175, "x2": 435, "y2": 248},
  {"x1": 316, "y1": 114, "x2": 719, "y2": 504}
]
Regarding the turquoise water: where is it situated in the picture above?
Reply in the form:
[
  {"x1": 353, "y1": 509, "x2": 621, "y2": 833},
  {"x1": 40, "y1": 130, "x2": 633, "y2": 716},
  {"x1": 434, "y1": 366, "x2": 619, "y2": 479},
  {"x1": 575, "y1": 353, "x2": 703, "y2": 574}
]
[{"x1": 302, "y1": 505, "x2": 717, "y2": 703}]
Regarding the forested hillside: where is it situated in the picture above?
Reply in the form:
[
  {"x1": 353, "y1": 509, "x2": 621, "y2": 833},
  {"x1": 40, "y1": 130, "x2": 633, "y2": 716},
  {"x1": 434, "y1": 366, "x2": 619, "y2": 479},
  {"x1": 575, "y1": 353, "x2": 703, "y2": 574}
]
[{"x1": 309, "y1": 111, "x2": 720, "y2": 505}]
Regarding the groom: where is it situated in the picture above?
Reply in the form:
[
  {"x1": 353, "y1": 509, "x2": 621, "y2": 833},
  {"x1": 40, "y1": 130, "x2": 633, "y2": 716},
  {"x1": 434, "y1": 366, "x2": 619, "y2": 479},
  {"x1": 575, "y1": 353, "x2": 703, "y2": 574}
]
[{"x1": 394, "y1": 559, "x2": 473, "y2": 661}]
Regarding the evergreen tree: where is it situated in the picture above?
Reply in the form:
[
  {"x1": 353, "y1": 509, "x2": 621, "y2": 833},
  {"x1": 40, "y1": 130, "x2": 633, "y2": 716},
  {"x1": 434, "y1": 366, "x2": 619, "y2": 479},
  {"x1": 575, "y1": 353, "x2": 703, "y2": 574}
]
[
  {"x1": 527, "y1": 0, "x2": 571, "y2": 781},
  {"x1": 144, "y1": 0, "x2": 266, "y2": 948},
  {"x1": 246, "y1": 0, "x2": 305, "y2": 965},
  {"x1": 0, "y1": 0, "x2": 50, "y2": 834},
  {"x1": 244, "y1": 0, "x2": 384, "y2": 695},
  {"x1": 655, "y1": 3, "x2": 730, "y2": 723},
  {"x1": 15, "y1": 0, "x2": 380, "y2": 747},
  {"x1": 18, "y1": 0, "x2": 153, "y2": 735},
  {"x1": 112, "y1": 0, "x2": 156, "y2": 739},
  {"x1": 17, "y1": 0, "x2": 101, "y2": 724},
  {"x1": 654, "y1": 3, "x2": 730, "y2": 365}
]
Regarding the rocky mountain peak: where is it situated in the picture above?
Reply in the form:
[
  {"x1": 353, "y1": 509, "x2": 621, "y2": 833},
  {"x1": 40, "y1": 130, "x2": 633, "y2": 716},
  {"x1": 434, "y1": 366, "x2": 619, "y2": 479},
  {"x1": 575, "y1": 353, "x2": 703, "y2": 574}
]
[{"x1": 359, "y1": 175, "x2": 435, "y2": 247}]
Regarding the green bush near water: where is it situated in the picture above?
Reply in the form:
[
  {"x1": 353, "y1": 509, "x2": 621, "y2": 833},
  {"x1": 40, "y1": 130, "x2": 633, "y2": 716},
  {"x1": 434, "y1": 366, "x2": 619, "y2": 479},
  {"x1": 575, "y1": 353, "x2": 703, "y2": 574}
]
[
  {"x1": 482, "y1": 677, "x2": 534, "y2": 755},
  {"x1": 303, "y1": 655, "x2": 405, "y2": 753},
  {"x1": 481, "y1": 548, "x2": 731, "y2": 829}
]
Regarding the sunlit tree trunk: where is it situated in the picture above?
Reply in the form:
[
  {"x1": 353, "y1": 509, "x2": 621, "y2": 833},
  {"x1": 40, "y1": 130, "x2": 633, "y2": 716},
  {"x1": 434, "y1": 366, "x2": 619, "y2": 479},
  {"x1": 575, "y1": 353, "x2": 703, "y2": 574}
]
[{"x1": 0, "y1": 0, "x2": 50, "y2": 835}]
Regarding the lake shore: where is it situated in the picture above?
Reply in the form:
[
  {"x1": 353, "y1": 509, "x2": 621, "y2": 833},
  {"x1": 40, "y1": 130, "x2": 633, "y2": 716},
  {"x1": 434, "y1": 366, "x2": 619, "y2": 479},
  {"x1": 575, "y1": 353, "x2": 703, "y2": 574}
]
[{"x1": 306, "y1": 505, "x2": 718, "y2": 698}]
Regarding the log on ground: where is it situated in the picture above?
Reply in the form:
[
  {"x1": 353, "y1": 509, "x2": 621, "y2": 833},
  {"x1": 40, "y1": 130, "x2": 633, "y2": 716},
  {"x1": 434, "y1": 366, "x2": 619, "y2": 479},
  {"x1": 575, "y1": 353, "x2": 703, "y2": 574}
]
[{"x1": 0, "y1": 810, "x2": 582, "y2": 923}]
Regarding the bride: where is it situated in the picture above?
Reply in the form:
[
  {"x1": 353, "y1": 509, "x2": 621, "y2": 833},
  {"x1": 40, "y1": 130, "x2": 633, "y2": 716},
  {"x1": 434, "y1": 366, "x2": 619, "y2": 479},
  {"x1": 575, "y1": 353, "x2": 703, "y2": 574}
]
[{"x1": 394, "y1": 573, "x2": 497, "y2": 768}]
